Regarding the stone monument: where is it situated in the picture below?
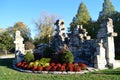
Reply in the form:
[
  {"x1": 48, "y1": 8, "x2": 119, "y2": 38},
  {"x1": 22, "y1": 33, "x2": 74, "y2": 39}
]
[
  {"x1": 33, "y1": 18, "x2": 120, "y2": 69},
  {"x1": 94, "y1": 18, "x2": 118, "y2": 69},
  {"x1": 14, "y1": 30, "x2": 25, "y2": 54}
]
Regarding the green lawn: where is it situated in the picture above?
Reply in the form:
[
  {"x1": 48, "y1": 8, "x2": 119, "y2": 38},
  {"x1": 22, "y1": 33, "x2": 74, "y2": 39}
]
[{"x1": 0, "y1": 58, "x2": 120, "y2": 80}]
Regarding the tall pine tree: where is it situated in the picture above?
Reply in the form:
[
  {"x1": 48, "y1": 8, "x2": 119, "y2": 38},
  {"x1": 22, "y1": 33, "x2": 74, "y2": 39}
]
[
  {"x1": 70, "y1": 2, "x2": 91, "y2": 32},
  {"x1": 98, "y1": 0, "x2": 115, "y2": 22}
]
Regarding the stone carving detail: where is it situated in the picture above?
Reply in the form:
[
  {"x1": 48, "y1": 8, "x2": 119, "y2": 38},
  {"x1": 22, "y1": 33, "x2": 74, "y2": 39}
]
[{"x1": 14, "y1": 30, "x2": 25, "y2": 54}]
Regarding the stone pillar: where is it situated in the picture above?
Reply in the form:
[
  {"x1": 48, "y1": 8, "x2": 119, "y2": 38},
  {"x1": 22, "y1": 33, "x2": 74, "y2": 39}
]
[
  {"x1": 14, "y1": 30, "x2": 25, "y2": 54},
  {"x1": 95, "y1": 18, "x2": 117, "y2": 69},
  {"x1": 106, "y1": 18, "x2": 117, "y2": 66}
]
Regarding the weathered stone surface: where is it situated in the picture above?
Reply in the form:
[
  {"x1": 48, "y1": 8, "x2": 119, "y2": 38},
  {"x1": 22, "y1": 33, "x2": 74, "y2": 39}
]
[
  {"x1": 50, "y1": 19, "x2": 69, "y2": 52},
  {"x1": 68, "y1": 25, "x2": 95, "y2": 66},
  {"x1": 14, "y1": 30, "x2": 25, "y2": 54},
  {"x1": 33, "y1": 43, "x2": 48, "y2": 57}
]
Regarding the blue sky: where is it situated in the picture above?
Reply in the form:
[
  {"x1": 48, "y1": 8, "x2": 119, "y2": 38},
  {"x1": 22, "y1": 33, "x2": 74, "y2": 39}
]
[{"x1": 0, "y1": 0, "x2": 120, "y2": 38}]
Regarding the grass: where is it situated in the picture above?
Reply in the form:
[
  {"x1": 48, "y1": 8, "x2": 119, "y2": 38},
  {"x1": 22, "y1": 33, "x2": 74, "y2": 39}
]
[{"x1": 0, "y1": 58, "x2": 120, "y2": 80}]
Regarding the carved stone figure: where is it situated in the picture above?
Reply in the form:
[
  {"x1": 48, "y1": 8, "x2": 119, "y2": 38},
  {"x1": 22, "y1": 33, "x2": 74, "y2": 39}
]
[{"x1": 14, "y1": 30, "x2": 25, "y2": 54}]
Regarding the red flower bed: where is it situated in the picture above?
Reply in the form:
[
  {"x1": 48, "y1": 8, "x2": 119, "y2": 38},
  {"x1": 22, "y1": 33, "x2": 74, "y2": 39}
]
[
  {"x1": 32, "y1": 66, "x2": 38, "y2": 71},
  {"x1": 15, "y1": 61, "x2": 87, "y2": 72},
  {"x1": 50, "y1": 66, "x2": 58, "y2": 71},
  {"x1": 27, "y1": 65, "x2": 32, "y2": 70},
  {"x1": 78, "y1": 62, "x2": 87, "y2": 70},
  {"x1": 16, "y1": 62, "x2": 22, "y2": 67},
  {"x1": 56, "y1": 63, "x2": 61, "y2": 67},
  {"x1": 37, "y1": 66, "x2": 43, "y2": 71},
  {"x1": 44, "y1": 66, "x2": 52, "y2": 71},
  {"x1": 74, "y1": 66, "x2": 81, "y2": 72},
  {"x1": 50, "y1": 62, "x2": 56, "y2": 67}
]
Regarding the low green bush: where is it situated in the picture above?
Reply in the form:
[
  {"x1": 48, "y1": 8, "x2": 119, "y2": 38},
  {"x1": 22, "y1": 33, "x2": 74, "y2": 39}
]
[
  {"x1": 60, "y1": 50, "x2": 74, "y2": 63},
  {"x1": 24, "y1": 51, "x2": 34, "y2": 62}
]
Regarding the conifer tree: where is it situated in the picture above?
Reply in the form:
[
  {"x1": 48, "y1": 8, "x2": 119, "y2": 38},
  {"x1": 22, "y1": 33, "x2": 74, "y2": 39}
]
[
  {"x1": 98, "y1": 0, "x2": 115, "y2": 22},
  {"x1": 70, "y1": 2, "x2": 91, "y2": 32}
]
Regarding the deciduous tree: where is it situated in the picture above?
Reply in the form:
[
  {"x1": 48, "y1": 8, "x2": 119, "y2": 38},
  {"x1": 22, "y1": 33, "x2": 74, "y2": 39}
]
[{"x1": 35, "y1": 13, "x2": 57, "y2": 43}]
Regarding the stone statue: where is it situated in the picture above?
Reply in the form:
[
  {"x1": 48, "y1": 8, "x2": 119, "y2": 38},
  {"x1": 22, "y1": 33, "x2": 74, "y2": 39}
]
[
  {"x1": 14, "y1": 30, "x2": 25, "y2": 54},
  {"x1": 14, "y1": 30, "x2": 25, "y2": 63}
]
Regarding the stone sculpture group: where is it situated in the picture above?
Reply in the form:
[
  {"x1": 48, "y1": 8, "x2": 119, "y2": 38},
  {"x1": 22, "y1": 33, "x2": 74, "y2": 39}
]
[{"x1": 14, "y1": 18, "x2": 120, "y2": 69}]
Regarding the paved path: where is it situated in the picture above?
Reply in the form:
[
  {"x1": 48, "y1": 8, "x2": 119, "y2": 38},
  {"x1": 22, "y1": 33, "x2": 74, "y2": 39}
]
[{"x1": 0, "y1": 54, "x2": 15, "y2": 59}]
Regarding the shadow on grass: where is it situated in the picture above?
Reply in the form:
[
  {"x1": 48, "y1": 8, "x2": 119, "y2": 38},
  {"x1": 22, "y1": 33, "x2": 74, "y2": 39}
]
[
  {"x1": 93, "y1": 71, "x2": 120, "y2": 75},
  {"x1": 0, "y1": 58, "x2": 14, "y2": 69}
]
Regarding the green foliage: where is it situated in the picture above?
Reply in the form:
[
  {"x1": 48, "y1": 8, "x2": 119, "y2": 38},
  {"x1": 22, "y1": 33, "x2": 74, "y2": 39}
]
[
  {"x1": 83, "y1": 21, "x2": 99, "y2": 39},
  {"x1": 60, "y1": 50, "x2": 74, "y2": 63},
  {"x1": 33, "y1": 37, "x2": 40, "y2": 46},
  {"x1": 110, "y1": 12, "x2": 120, "y2": 56},
  {"x1": 43, "y1": 46, "x2": 55, "y2": 58},
  {"x1": 39, "y1": 58, "x2": 51, "y2": 63},
  {"x1": 24, "y1": 51, "x2": 34, "y2": 62},
  {"x1": 0, "y1": 32, "x2": 14, "y2": 53},
  {"x1": 98, "y1": 0, "x2": 115, "y2": 22},
  {"x1": 7, "y1": 21, "x2": 31, "y2": 42},
  {"x1": 39, "y1": 58, "x2": 51, "y2": 67},
  {"x1": 70, "y1": 2, "x2": 91, "y2": 32}
]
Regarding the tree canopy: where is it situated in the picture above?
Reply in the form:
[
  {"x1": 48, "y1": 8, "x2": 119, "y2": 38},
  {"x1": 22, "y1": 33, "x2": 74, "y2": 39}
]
[
  {"x1": 7, "y1": 21, "x2": 31, "y2": 42},
  {"x1": 0, "y1": 31, "x2": 14, "y2": 53},
  {"x1": 70, "y1": 2, "x2": 91, "y2": 32},
  {"x1": 35, "y1": 13, "x2": 57, "y2": 44},
  {"x1": 98, "y1": 0, "x2": 115, "y2": 22}
]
